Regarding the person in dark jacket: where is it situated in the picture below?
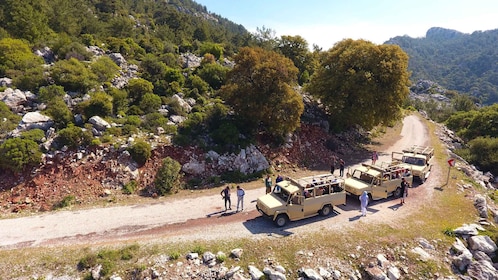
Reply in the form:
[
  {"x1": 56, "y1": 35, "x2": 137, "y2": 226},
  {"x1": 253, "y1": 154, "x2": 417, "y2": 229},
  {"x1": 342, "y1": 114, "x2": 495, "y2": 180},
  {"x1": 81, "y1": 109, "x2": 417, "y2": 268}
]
[{"x1": 220, "y1": 186, "x2": 231, "y2": 211}]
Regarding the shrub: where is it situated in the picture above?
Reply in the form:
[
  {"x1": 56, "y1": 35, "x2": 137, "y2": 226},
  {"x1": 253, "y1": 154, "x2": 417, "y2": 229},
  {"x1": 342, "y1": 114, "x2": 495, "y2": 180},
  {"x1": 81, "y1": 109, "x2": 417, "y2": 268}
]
[
  {"x1": 154, "y1": 157, "x2": 182, "y2": 195},
  {"x1": 57, "y1": 124, "x2": 92, "y2": 148},
  {"x1": 53, "y1": 195, "x2": 75, "y2": 210},
  {"x1": 169, "y1": 251, "x2": 181, "y2": 260},
  {"x1": 20, "y1": 128, "x2": 45, "y2": 143},
  {"x1": 0, "y1": 137, "x2": 42, "y2": 172},
  {"x1": 128, "y1": 141, "x2": 151, "y2": 166},
  {"x1": 122, "y1": 180, "x2": 138, "y2": 195}
]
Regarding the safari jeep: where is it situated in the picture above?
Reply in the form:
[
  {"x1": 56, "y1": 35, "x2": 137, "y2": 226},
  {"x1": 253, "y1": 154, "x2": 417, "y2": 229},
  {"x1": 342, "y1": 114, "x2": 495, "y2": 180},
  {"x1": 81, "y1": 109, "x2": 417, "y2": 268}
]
[
  {"x1": 256, "y1": 174, "x2": 346, "y2": 227},
  {"x1": 392, "y1": 145, "x2": 434, "y2": 183},
  {"x1": 344, "y1": 163, "x2": 413, "y2": 201}
]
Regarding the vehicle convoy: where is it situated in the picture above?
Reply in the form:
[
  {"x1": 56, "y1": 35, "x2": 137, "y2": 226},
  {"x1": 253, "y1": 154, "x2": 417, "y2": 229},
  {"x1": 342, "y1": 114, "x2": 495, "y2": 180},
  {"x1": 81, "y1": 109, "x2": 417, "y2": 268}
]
[
  {"x1": 256, "y1": 174, "x2": 346, "y2": 227},
  {"x1": 344, "y1": 163, "x2": 413, "y2": 201},
  {"x1": 391, "y1": 145, "x2": 434, "y2": 183}
]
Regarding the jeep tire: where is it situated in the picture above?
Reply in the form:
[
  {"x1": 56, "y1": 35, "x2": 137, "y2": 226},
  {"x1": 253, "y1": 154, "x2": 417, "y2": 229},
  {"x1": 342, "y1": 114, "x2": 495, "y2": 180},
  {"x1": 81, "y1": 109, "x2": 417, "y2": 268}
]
[
  {"x1": 319, "y1": 205, "x2": 332, "y2": 216},
  {"x1": 274, "y1": 214, "x2": 288, "y2": 227}
]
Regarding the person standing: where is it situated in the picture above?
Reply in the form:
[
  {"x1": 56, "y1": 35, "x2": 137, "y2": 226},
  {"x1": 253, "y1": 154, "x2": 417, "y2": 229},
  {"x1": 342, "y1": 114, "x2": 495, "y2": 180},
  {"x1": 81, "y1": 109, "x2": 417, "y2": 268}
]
[
  {"x1": 265, "y1": 175, "x2": 272, "y2": 194},
  {"x1": 372, "y1": 151, "x2": 379, "y2": 165},
  {"x1": 330, "y1": 157, "x2": 336, "y2": 175},
  {"x1": 275, "y1": 174, "x2": 284, "y2": 183},
  {"x1": 400, "y1": 177, "x2": 409, "y2": 204},
  {"x1": 359, "y1": 191, "x2": 369, "y2": 217},
  {"x1": 339, "y1": 159, "x2": 345, "y2": 177},
  {"x1": 220, "y1": 186, "x2": 231, "y2": 211},
  {"x1": 236, "y1": 185, "x2": 245, "y2": 212}
]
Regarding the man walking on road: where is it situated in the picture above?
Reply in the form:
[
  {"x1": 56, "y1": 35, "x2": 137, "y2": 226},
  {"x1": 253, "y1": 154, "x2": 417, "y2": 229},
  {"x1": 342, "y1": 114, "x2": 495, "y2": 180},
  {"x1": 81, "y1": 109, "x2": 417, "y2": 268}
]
[
  {"x1": 220, "y1": 186, "x2": 231, "y2": 211},
  {"x1": 339, "y1": 159, "x2": 345, "y2": 177},
  {"x1": 236, "y1": 185, "x2": 245, "y2": 212},
  {"x1": 265, "y1": 175, "x2": 272, "y2": 194}
]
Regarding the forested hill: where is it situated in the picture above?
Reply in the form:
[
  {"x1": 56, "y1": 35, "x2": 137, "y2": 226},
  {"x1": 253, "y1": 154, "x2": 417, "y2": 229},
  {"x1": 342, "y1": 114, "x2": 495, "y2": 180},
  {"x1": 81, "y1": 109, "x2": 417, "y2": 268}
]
[
  {"x1": 386, "y1": 27, "x2": 498, "y2": 105},
  {"x1": 0, "y1": 0, "x2": 250, "y2": 55}
]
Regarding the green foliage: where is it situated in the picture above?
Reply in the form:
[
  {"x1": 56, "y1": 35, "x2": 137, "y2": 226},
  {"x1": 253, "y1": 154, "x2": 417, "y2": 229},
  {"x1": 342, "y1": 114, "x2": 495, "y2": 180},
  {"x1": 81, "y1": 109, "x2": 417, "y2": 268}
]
[
  {"x1": 196, "y1": 62, "x2": 228, "y2": 90},
  {"x1": 78, "y1": 245, "x2": 139, "y2": 278},
  {"x1": 0, "y1": 137, "x2": 42, "y2": 172},
  {"x1": 20, "y1": 129, "x2": 45, "y2": 143},
  {"x1": 191, "y1": 244, "x2": 206, "y2": 255},
  {"x1": 0, "y1": 38, "x2": 45, "y2": 90},
  {"x1": 128, "y1": 140, "x2": 151, "y2": 166},
  {"x1": 126, "y1": 78, "x2": 154, "y2": 104},
  {"x1": 0, "y1": 101, "x2": 21, "y2": 136},
  {"x1": 188, "y1": 75, "x2": 210, "y2": 95},
  {"x1": 305, "y1": 39, "x2": 410, "y2": 131},
  {"x1": 38, "y1": 85, "x2": 66, "y2": 104},
  {"x1": 216, "y1": 253, "x2": 227, "y2": 263},
  {"x1": 446, "y1": 104, "x2": 498, "y2": 140},
  {"x1": 277, "y1": 35, "x2": 315, "y2": 86},
  {"x1": 465, "y1": 136, "x2": 498, "y2": 175},
  {"x1": 154, "y1": 157, "x2": 182, "y2": 195},
  {"x1": 53, "y1": 195, "x2": 76, "y2": 210},
  {"x1": 199, "y1": 42, "x2": 224, "y2": 60},
  {"x1": 57, "y1": 41, "x2": 92, "y2": 60},
  {"x1": 90, "y1": 56, "x2": 120, "y2": 83},
  {"x1": 50, "y1": 58, "x2": 97, "y2": 93},
  {"x1": 221, "y1": 47, "x2": 304, "y2": 140},
  {"x1": 1, "y1": 0, "x2": 51, "y2": 42},
  {"x1": 141, "y1": 112, "x2": 168, "y2": 132},
  {"x1": 57, "y1": 124, "x2": 92, "y2": 148},
  {"x1": 169, "y1": 251, "x2": 181, "y2": 260},
  {"x1": 78, "y1": 91, "x2": 113, "y2": 118},
  {"x1": 44, "y1": 98, "x2": 73, "y2": 129},
  {"x1": 108, "y1": 88, "x2": 129, "y2": 115},
  {"x1": 139, "y1": 93, "x2": 162, "y2": 114},
  {"x1": 122, "y1": 180, "x2": 138, "y2": 195}
]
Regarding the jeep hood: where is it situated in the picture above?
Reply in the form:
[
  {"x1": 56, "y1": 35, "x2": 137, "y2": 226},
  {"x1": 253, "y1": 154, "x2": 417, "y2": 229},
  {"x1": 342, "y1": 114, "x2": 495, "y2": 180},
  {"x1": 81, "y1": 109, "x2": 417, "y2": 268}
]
[
  {"x1": 257, "y1": 194, "x2": 286, "y2": 209},
  {"x1": 344, "y1": 178, "x2": 370, "y2": 194}
]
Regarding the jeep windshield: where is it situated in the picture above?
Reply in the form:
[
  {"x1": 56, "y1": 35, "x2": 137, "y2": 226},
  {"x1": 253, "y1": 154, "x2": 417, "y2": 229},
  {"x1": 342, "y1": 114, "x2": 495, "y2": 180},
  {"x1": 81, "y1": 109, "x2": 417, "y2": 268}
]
[
  {"x1": 351, "y1": 170, "x2": 375, "y2": 184},
  {"x1": 403, "y1": 156, "x2": 425, "y2": 166},
  {"x1": 272, "y1": 187, "x2": 291, "y2": 203}
]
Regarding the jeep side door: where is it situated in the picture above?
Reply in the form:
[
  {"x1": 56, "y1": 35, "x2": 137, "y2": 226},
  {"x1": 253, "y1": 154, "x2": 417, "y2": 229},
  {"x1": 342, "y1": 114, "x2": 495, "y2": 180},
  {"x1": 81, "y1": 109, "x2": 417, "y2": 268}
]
[
  {"x1": 287, "y1": 194, "x2": 305, "y2": 221},
  {"x1": 371, "y1": 176, "x2": 388, "y2": 200}
]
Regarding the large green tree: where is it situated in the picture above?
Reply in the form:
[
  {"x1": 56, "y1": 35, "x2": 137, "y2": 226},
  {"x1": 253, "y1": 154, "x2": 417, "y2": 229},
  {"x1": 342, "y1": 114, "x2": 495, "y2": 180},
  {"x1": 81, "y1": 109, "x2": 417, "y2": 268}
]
[
  {"x1": 277, "y1": 35, "x2": 315, "y2": 85},
  {"x1": 221, "y1": 47, "x2": 304, "y2": 139},
  {"x1": 306, "y1": 39, "x2": 410, "y2": 131}
]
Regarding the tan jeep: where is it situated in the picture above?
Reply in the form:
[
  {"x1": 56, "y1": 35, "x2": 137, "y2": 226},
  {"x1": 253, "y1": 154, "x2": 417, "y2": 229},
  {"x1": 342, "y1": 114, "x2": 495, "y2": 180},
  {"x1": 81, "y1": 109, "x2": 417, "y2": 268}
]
[
  {"x1": 392, "y1": 145, "x2": 434, "y2": 183},
  {"x1": 256, "y1": 174, "x2": 346, "y2": 227},
  {"x1": 344, "y1": 163, "x2": 413, "y2": 201}
]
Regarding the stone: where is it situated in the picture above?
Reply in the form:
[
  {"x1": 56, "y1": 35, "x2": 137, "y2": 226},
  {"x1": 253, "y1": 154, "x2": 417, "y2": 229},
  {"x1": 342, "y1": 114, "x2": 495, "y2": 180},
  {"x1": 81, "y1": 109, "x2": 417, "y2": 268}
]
[
  {"x1": 248, "y1": 265, "x2": 264, "y2": 280},
  {"x1": 468, "y1": 235, "x2": 498, "y2": 255},
  {"x1": 230, "y1": 248, "x2": 243, "y2": 259},
  {"x1": 89, "y1": 115, "x2": 111, "y2": 131},
  {"x1": 467, "y1": 260, "x2": 498, "y2": 279}
]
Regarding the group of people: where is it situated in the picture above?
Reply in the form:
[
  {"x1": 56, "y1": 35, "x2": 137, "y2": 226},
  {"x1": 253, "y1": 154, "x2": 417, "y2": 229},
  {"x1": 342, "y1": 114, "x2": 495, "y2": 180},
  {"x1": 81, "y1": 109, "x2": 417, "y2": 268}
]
[
  {"x1": 330, "y1": 157, "x2": 345, "y2": 177},
  {"x1": 220, "y1": 185, "x2": 245, "y2": 212},
  {"x1": 359, "y1": 176, "x2": 410, "y2": 217}
]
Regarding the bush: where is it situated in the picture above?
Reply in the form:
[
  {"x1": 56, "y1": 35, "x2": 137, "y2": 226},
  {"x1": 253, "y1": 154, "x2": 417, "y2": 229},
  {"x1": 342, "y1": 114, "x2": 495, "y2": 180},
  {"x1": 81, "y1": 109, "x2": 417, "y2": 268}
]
[
  {"x1": 57, "y1": 124, "x2": 93, "y2": 148},
  {"x1": 122, "y1": 180, "x2": 138, "y2": 195},
  {"x1": 20, "y1": 128, "x2": 45, "y2": 143},
  {"x1": 0, "y1": 137, "x2": 42, "y2": 172},
  {"x1": 154, "y1": 157, "x2": 182, "y2": 195},
  {"x1": 128, "y1": 141, "x2": 151, "y2": 166},
  {"x1": 53, "y1": 195, "x2": 76, "y2": 210}
]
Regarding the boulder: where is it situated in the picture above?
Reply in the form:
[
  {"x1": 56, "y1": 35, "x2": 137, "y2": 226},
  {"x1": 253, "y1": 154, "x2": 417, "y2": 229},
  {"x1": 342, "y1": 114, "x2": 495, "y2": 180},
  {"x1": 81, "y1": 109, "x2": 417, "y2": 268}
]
[
  {"x1": 16, "y1": 111, "x2": 54, "y2": 132},
  {"x1": 89, "y1": 116, "x2": 111, "y2": 131},
  {"x1": 468, "y1": 235, "x2": 498, "y2": 255}
]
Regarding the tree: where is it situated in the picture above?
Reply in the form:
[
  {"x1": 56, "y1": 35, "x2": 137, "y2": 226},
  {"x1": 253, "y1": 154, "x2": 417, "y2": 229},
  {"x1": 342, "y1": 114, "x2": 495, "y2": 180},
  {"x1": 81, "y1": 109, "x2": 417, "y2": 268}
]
[
  {"x1": 90, "y1": 56, "x2": 120, "y2": 83},
  {"x1": 0, "y1": 137, "x2": 42, "y2": 172},
  {"x1": 305, "y1": 39, "x2": 410, "y2": 131},
  {"x1": 154, "y1": 157, "x2": 182, "y2": 195},
  {"x1": 78, "y1": 91, "x2": 113, "y2": 118},
  {"x1": 0, "y1": 101, "x2": 22, "y2": 136},
  {"x1": 277, "y1": 35, "x2": 315, "y2": 85},
  {"x1": 221, "y1": 47, "x2": 304, "y2": 139},
  {"x1": 57, "y1": 124, "x2": 92, "y2": 148},
  {"x1": 0, "y1": 38, "x2": 44, "y2": 89}
]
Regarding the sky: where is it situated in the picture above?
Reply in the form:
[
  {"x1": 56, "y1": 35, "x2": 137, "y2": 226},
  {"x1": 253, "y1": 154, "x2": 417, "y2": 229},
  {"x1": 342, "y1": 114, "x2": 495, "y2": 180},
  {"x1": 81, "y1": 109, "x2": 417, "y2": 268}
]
[{"x1": 194, "y1": 0, "x2": 498, "y2": 49}]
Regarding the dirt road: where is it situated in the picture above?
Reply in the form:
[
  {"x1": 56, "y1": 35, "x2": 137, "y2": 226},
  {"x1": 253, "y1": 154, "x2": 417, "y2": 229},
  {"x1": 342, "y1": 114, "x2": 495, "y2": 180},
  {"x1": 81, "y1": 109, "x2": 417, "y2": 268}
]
[{"x1": 0, "y1": 115, "x2": 438, "y2": 249}]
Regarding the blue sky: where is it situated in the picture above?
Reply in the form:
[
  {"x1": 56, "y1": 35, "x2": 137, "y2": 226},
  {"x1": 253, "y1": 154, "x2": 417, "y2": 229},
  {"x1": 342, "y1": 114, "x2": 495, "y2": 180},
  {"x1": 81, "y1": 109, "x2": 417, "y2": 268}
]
[{"x1": 194, "y1": 0, "x2": 498, "y2": 49}]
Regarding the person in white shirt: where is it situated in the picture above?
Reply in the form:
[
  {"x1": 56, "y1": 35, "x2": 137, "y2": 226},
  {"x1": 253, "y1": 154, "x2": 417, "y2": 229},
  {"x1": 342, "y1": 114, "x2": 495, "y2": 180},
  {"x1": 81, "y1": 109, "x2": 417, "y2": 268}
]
[{"x1": 236, "y1": 185, "x2": 245, "y2": 212}]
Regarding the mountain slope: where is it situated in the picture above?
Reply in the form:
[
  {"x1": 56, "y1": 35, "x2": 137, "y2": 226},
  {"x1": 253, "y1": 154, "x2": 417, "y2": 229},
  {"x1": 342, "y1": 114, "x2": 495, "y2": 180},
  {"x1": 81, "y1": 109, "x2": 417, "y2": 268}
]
[{"x1": 386, "y1": 27, "x2": 498, "y2": 104}]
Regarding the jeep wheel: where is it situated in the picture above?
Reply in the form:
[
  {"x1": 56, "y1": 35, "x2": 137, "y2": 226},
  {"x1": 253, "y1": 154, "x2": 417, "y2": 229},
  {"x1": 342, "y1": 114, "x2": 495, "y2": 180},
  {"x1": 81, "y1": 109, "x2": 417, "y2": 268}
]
[
  {"x1": 274, "y1": 214, "x2": 288, "y2": 227},
  {"x1": 394, "y1": 187, "x2": 402, "y2": 198},
  {"x1": 319, "y1": 205, "x2": 332, "y2": 216}
]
